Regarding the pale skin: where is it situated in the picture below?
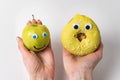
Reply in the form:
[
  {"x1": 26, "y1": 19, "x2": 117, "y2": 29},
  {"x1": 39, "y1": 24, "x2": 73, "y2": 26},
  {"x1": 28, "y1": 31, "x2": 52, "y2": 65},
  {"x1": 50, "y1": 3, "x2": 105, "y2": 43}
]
[{"x1": 18, "y1": 19, "x2": 103, "y2": 80}]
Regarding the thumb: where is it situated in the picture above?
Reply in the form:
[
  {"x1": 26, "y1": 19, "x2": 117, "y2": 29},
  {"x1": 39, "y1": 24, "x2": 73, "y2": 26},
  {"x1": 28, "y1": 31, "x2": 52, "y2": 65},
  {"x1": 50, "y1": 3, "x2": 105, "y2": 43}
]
[{"x1": 17, "y1": 37, "x2": 30, "y2": 57}]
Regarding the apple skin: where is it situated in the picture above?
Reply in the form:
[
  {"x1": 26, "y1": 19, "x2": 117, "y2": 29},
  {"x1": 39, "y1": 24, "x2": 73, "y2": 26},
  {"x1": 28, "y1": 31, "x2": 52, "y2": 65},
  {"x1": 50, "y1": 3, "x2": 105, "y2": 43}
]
[
  {"x1": 22, "y1": 24, "x2": 50, "y2": 52},
  {"x1": 61, "y1": 14, "x2": 100, "y2": 56}
]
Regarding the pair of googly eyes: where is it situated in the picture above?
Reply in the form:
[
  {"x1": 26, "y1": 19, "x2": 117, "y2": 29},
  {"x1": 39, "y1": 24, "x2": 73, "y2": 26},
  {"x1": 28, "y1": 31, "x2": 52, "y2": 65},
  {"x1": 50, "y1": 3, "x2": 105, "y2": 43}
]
[
  {"x1": 73, "y1": 22, "x2": 92, "y2": 30},
  {"x1": 32, "y1": 32, "x2": 47, "y2": 39}
]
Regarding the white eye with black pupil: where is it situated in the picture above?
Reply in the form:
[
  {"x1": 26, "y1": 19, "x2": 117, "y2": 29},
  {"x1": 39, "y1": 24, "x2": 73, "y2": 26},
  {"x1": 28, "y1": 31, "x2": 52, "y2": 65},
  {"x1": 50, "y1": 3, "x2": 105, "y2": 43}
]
[
  {"x1": 42, "y1": 32, "x2": 47, "y2": 37},
  {"x1": 85, "y1": 23, "x2": 92, "y2": 30},
  {"x1": 73, "y1": 22, "x2": 80, "y2": 30},
  {"x1": 32, "y1": 34, "x2": 38, "y2": 39}
]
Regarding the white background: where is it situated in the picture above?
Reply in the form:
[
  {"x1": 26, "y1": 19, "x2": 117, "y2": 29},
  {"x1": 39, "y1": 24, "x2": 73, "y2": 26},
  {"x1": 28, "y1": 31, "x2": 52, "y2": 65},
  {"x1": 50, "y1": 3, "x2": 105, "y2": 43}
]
[{"x1": 0, "y1": 0, "x2": 120, "y2": 80}]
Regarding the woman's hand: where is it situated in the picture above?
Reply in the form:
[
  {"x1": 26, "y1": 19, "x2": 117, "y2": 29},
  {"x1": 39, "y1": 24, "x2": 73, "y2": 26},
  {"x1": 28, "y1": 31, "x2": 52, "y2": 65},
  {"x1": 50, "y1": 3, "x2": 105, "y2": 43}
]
[
  {"x1": 63, "y1": 42, "x2": 103, "y2": 80},
  {"x1": 18, "y1": 37, "x2": 55, "y2": 80}
]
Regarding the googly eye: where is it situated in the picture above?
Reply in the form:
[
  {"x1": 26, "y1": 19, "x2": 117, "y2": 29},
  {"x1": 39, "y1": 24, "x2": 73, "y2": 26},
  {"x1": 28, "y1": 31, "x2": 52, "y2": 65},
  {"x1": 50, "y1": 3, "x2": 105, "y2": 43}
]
[
  {"x1": 85, "y1": 23, "x2": 92, "y2": 30},
  {"x1": 32, "y1": 34, "x2": 38, "y2": 39},
  {"x1": 42, "y1": 32, "x2": 47, "y2": 37},
  {"x1": 72, "y1": 22, "x2": 80, "y2": 30}
]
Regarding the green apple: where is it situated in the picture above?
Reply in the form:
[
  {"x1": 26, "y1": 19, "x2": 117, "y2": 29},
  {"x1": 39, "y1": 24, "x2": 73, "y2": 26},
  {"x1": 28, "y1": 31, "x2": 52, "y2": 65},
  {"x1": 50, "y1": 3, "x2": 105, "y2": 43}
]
[{"x1": 22, "y1": 16, "x2": 50, "y2": 52}]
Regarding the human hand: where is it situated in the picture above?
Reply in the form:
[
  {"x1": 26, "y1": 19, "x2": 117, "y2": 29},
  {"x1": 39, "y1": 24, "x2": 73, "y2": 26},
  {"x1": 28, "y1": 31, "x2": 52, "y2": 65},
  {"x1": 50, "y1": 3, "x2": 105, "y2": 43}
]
[
  {"x1": 63, "y1": 42, "x2": 103, "y2": 80},
  {"x1": 17, "y1": 37, "x2": 55, "y2": 80}
]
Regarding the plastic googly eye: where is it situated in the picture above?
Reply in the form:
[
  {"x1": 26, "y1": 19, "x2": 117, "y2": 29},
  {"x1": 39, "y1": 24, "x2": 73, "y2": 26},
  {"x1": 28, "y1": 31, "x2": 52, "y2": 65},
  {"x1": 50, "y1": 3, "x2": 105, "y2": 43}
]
[
  {"x1": 32, "y1": 34, "x2": 38, "y2": 39},
  {"x1": 42, "y1": 32, "x2": 47, "y2": 37},
  {"x1": 85, "y1": 23, "x2": 92, "y2": 30},
  {"x1": 73, "y1": 22, "x2": 80, "y2": 30}
]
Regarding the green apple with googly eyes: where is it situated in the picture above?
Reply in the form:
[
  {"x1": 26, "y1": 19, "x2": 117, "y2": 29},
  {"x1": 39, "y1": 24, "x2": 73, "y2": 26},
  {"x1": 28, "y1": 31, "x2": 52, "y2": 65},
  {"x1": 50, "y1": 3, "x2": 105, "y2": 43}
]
[{"x1": 22, "y1": 19, "x2": 50, "y2": 52}]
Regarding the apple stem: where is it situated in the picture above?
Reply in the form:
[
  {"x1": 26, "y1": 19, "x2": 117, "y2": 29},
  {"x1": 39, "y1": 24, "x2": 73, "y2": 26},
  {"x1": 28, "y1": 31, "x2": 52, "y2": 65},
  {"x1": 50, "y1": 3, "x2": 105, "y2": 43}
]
[{"x1": 32, "y1": 14, "x2": 35, "y2": 19}]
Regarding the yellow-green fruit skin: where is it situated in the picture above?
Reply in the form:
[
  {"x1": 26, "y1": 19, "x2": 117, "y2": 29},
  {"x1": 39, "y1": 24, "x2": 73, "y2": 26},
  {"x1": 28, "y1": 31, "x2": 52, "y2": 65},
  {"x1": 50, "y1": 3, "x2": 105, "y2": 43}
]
[
  {"x1": 22, "y1": 24, "x2": 50, "y2": 52},
  {"x1": 61, "y1": 14, "x2": 100, "y2": 56}
]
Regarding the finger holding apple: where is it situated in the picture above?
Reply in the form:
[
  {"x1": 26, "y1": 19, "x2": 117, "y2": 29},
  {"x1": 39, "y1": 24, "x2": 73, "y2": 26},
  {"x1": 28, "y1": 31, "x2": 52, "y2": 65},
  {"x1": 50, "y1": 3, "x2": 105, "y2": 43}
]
[{"x1": 22, "y1": 15, "x2": 50, "y2": 52}]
